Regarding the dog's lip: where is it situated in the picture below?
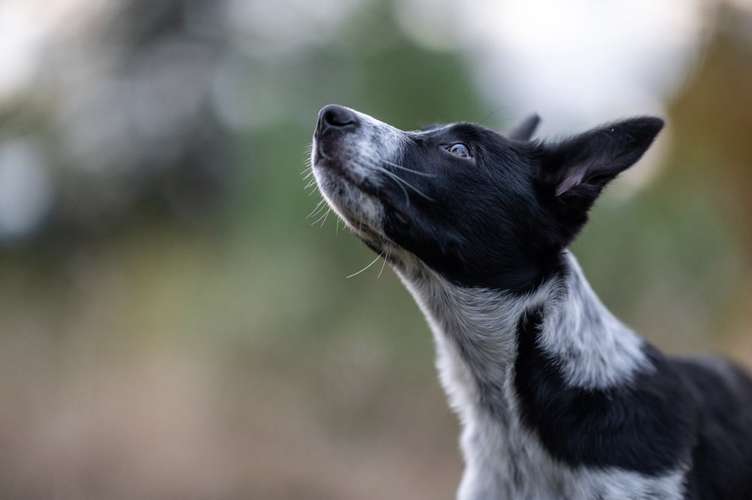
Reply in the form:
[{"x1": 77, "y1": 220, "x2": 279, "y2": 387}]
[
  {"x1": 314, "y1": 157, "x2": 406, "y2": 234},
  {"x1": 314, "y1": 155, "x2": 381, "y2": 199},
  {"x1": 314, "y1": 161, "x2": 410, "y2": 258}
]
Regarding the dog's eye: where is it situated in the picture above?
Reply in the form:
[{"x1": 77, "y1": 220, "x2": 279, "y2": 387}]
[{"x1": 444, "y1": 143, "x2": 472, "y2": 159}]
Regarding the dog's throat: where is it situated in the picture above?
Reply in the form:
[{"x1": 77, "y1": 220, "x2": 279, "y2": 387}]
[{"x1": 400, "y1": 251, "x2": 651, "y2": 418}]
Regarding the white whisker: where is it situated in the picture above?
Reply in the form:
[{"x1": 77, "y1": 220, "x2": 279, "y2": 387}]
[
  {"x1": 307, "y1": 199, "x2": 327, "y2": 219},
  {"x1": 319, "y1": 207, "x2": 331, "y2": 227},
  {"x1": 360, "y1": 157, "x2": 435, "y2": 202},
  {"x1": 355, "y1": 158, "x2": 411, "y2": 207},
  {"x1": 382, "y1": 159, "x2": 436, "y2": 178},
  {"x1": 346, "y1": 253, "x2": 383, "y2": 279},
  {"x1": 311, "y1": 207, "x2": 331, "y2": 227},
  {"x1": 378, "y1": 246, "x2": 390, "y2": 279}
]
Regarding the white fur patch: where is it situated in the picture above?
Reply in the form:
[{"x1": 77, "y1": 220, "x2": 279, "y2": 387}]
[{"x1": 537, "y1": 252, "x2": 651, "y2": 389}]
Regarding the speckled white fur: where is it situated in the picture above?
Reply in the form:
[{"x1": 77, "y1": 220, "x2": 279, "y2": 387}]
[
  {"x1": 394, "y1": 254, "x2": 685, "y2": 500},
  {"x1": 538, "y1": 253, "x2": 651, "y2": 389}
]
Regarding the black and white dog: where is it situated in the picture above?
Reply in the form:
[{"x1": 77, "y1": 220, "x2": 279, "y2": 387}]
[{"x1": 309, "y1": 104, "x2": 752, "y2": 500}]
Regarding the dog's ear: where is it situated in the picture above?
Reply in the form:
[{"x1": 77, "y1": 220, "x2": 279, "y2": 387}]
[
  {"x1": 508, "y1": 114, "x2": 541, "y2": 141},
  {"x1": 538, "y1": 117, "x2": 663, "y2": 202}
]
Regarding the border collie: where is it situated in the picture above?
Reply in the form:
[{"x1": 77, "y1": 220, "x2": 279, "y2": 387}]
[{"x1": 309, "y1": 104, "x2": 752, "y2": 500}]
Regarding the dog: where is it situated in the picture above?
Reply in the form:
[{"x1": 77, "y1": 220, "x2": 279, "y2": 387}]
[{"x1": 309, "y1": 104, "x2": 752, "y2": 500}]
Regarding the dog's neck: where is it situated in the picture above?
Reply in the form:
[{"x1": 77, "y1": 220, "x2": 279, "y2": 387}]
[
  {"x1": 394, "y1": 250, "x2": 661, "y2": 497},
  {"x1": 396, "y1": 250, "x2": 649, "y2": 418}
]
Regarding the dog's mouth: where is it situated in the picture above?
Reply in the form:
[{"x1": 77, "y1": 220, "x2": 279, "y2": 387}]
[
  {"x1": 311, "y1": 139, "x2": 389, "y2": 240},
  {"x1": 314, "y1": 147, "x2": 378, "y2": 197}
]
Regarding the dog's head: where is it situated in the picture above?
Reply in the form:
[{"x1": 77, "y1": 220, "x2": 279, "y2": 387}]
[{"x1": 311, "y1": 105, "x2": 662, "y2": 291}]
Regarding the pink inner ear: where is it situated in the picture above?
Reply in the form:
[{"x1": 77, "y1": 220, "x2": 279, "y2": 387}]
[{"x1": 555, "y1": 168, "x2": 587, "y2": 196}]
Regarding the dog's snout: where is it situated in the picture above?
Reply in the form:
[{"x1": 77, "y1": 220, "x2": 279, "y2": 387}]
[{"x1": 317, "y1": 105, "x2": 358, "y2": 134}]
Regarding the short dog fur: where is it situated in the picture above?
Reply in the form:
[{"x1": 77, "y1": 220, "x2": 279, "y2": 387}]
[{"x1": 310, "y1": 104, "x2": 752, "y2": 500}]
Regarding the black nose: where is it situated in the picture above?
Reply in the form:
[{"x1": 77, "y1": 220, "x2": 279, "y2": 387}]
[{"x1": 317, "y1": 104, "x2": 358, "y2": 133}]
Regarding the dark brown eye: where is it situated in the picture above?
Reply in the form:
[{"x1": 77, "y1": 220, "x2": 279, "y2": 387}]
[{"x1": 444, "y1": 143, "x2": 472, "y2": 159}]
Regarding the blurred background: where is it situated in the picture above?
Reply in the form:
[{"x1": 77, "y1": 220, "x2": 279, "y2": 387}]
[{"x1": 1, "y1": 0, "x2": 752, "y2": 498}]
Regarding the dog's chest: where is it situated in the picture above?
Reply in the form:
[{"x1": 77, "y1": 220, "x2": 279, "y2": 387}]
[
  {"x1": 436, "y1": 339, "x2": 575, "y2": 499},
  {"x1": 402, "y1": 270, "x2": 687, "y2": 500},
  {"x1": 437, "y1": 340, "x2": 686, "y2": 500}
]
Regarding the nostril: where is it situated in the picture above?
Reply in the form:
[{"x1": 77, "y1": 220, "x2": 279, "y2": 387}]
[{"x1": 320, "y1": 105, "x2": 357, "y2": 128}]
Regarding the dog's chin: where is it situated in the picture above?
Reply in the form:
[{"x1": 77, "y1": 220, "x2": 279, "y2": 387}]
[{"x1": 312, "y1": 160, "x2": 386, "y2": 242}]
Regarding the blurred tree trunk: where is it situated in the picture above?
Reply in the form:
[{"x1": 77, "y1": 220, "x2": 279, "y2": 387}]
[{"x1": 669, "y1": 5, "x2": 752, "y2": 356}]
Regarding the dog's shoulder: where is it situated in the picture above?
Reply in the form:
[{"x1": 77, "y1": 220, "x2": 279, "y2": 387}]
[{"x1": 671, "y1": 355, "x2": 752, "y2": 500}]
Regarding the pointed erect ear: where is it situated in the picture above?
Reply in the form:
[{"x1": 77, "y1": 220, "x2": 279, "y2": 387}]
[
  {"x1": 539, "y1": 117, "x2": 663, "y2": 200},
  {"x1": 508, "y1": 114, "x2": 541, "y2": 141}
]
